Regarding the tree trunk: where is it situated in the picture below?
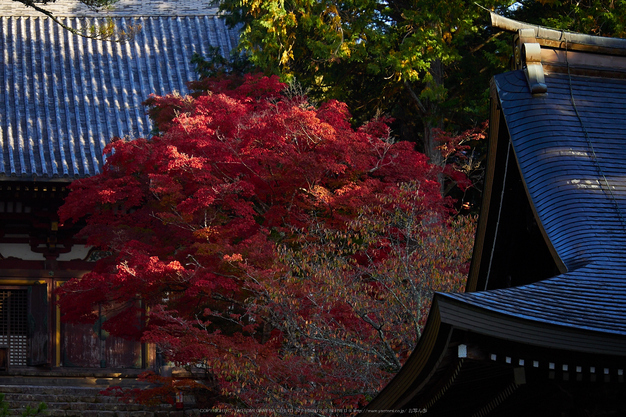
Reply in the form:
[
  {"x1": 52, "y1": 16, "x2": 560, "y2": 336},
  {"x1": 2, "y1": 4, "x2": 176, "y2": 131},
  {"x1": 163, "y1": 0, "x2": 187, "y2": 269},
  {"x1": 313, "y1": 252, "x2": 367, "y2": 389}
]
[
  {"x1": 423, "y1": 121, "x2": 443, "y2": 167},
  {"x1": 426, "y1": 57, "x2": 445, "y2": 164},
  {"x1": 404, "y1": 58, "x2": 445, "y2": 167},
  {"x1": 404, "y1": 56, "x2": 446, "y2": 194}
]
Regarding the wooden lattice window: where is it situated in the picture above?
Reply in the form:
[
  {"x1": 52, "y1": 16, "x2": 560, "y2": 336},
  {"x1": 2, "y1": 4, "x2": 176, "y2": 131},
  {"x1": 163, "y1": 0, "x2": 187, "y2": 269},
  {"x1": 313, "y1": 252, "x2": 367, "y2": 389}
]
[{"x1": 0, "y1": 289, "x2": 28, "y2": 366}]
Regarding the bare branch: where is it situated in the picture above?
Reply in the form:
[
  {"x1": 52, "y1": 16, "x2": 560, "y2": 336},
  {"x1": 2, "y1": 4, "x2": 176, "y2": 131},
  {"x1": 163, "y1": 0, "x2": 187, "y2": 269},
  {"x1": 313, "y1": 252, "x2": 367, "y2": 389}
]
[
  {"x1": 403, "y1": 79, "x2": 428, "y2": 116},
  {"x1": 12, "y1": 0, "x2": 140, "y2": 42}
]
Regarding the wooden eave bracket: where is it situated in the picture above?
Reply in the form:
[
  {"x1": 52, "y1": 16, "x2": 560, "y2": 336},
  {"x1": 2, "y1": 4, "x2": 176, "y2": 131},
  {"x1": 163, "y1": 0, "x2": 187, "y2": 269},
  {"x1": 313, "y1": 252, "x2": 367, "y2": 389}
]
[{"x1": 522, "y1": 42, "x2": 547, "y2": 94}]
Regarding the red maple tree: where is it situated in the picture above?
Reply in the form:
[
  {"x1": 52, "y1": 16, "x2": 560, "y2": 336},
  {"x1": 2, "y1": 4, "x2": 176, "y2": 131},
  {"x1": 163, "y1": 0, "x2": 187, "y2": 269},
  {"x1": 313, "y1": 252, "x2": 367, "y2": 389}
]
[{"x1": 58, "y1": 74, "x2": 474, "y2": 415}]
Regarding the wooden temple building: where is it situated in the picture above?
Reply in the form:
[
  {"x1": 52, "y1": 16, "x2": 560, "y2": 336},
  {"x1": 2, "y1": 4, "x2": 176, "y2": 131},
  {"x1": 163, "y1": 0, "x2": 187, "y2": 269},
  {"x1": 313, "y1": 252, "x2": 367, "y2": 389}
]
[
  {"x1": 0, "y1": 0, "x2": 238, "y2": 371},
  {"x1": 362, "y1": 13, "x2": 626, "y2": 417}
]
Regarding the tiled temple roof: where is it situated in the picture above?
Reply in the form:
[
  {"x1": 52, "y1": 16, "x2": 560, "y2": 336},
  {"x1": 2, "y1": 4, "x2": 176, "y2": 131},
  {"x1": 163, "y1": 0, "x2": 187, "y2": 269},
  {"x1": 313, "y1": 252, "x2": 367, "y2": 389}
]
[
  {"x1": 0, "y1": 3, "x2": 238, "y2": 179},
  {"x1": 443, "y1": 70, "x2": 626, "y2": 338}
]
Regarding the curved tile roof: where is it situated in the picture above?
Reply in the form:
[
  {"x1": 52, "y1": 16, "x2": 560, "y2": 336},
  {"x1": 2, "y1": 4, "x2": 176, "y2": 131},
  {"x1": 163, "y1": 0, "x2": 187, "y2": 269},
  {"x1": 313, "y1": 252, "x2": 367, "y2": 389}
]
[
  {"x1": 0, "y1": 15, "x2": 238, "y2": 179},
  {"x1": 444, "y1": 70, "x2": 626, "y2": 336}
]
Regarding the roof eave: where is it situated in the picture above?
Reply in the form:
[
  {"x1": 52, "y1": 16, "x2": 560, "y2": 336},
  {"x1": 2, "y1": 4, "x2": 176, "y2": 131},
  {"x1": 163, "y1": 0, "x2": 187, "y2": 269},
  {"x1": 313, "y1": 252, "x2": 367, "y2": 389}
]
[
  {"x1": 361, "y1": 290, "x2": 626, "y2": 414},
  {"x1": 437, "y1": 294, "x2": 626, "y2": 356},
  {"x1": 0, "y1": 175, "x2": 76, "y2": 184},
  {"x1": 466, "y1": 83, "x2": 506, "y2": 293}
]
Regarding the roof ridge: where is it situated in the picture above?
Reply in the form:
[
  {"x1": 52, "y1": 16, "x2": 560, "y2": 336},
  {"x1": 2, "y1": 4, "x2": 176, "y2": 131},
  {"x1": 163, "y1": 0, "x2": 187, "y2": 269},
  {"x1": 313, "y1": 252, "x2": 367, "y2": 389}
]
[
  {"x1": 0, "y1": 15, "x2": 225, "y2": 18},
  {"x1": 1, "y1": 0, "x2": 221, "y2": 17},
  {"x1": 491, "y1": 12, "x2": 626, "y2": 53}
]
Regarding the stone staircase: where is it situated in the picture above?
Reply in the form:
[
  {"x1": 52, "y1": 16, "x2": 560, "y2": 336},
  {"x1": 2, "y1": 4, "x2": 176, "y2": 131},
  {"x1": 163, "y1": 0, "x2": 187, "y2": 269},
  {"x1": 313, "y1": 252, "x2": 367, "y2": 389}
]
[{"x1": 0, "y1": 371, "x2": 203, "y2": 416}]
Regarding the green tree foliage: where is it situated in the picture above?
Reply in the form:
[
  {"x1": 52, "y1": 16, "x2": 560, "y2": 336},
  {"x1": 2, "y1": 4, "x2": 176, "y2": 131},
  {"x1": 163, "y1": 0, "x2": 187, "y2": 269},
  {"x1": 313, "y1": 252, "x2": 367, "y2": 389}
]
[
  {"x1": 215, "y1": 0, "x2": 514, "y2": 167},
  {"x1": 0, "y1": 393, "x2": 48, "y2": 417},
  {"x1": 0, "y1": 393, "x2": 7, "y2": 417}
]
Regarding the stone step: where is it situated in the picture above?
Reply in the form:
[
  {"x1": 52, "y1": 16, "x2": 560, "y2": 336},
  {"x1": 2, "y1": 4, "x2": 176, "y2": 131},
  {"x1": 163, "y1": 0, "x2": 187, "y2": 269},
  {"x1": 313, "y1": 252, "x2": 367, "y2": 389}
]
[
  {"x1": 4, "y1": 409, "x2": 201, "y2": 417},
  {"x1": 1, "y1": 384, "x2": 158, "y2": 402},
  {"x1": 5, "y1": 411, "x2": 197, "y2": 417},
  {"x1": 4, "y1": 399, "x2": 152, "y2": 411},
  {"x1": 0, "y1": 383, "x2": 202, "y2": 416},
  {"x1": 4, "y1": 393, "x2": 119, "y2": 404},
  {"x1": 0, "y1": 376, "x2": 153, "y2": 388},
  {"x1": 1, "y1": 385, "x2": 134, "y2": 397}
]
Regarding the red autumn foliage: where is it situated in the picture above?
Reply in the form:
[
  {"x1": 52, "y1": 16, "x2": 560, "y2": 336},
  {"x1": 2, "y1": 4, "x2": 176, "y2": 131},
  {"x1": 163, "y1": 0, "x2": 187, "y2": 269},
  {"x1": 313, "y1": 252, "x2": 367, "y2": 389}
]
[
  {"x1": 58, "y1": 74, "x2": 474, "y2": 415},
  {"x1": 435, "y1": 121, "x2": 489, "y2": 208}
]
